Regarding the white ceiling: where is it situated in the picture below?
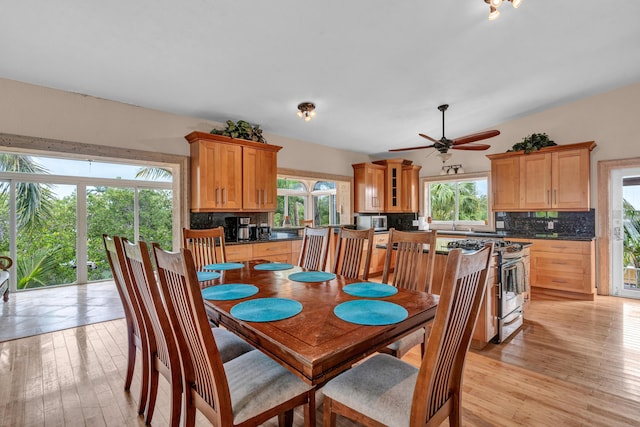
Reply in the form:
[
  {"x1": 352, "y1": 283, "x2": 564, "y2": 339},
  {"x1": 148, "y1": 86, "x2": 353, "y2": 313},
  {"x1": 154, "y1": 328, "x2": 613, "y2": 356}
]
[{"x1": 2, "y1": 1, "x2": 640, "y2": 156}]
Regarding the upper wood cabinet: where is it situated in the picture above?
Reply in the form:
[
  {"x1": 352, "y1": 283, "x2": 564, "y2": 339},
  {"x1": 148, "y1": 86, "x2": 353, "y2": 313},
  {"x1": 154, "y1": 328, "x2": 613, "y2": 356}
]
[
  {"x1": 354, "y1": 159, "x2": 421, "y2": 213},
  {"x1": 243, "y1": 147, "x2": 278, "y2": 210},
  {"x1": 353, "y1": 163, "x2": 386, "y2": 213},
  {"x1": 487, "y1": 141, "x2": 596, "y2": 212},
  {"x1": 186, "y1": 132, "x2": 282, "y2": 212}
]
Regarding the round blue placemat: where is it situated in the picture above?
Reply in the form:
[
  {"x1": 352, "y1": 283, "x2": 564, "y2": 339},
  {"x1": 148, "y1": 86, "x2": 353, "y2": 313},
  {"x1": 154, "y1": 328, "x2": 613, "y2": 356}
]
[
  {"x1": 203, "y1": 262, "x2": 245, "y2": 271},
  {"x1": 343, "y1": 282, "x2": 398, "y2": 298},
  {"x1": 334, "y1": 300, "x2": 408, "y2": 326},
  {"x1": 288, "y1": 271, "x2": 336, "y2": 282},
  {"x1": 201, "y1": 284, "x2": 259, "y2": 301},
  {"x1": 197, "y1": 271, "x2": 221, "y2": 282},
  {"x1": 254, "y1": 262, "x2": 295, "y2": 271},
  {"x1": 230, "y1": 298, "x2": 303, "y2": 322}
]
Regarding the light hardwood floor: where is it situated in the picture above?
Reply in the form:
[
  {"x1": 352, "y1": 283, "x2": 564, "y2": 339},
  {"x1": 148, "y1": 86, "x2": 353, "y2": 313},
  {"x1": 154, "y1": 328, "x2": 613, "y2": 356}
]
[{"x1": 1, "y1": 296, "x2": 640, "y2": 426}]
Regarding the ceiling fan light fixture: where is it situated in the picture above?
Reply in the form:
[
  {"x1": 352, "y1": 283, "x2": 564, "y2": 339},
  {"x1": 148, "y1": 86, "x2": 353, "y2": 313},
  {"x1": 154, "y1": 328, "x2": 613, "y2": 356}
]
[
  {"x1": 297, "y1": 102, "x2": 316, "y2": 122},
  {"x1": 510, "y1": 0, "x2": 522, "y2": 8},
  {"x1": 488, "y1": 0, "x2": 502, "y2": 8}
]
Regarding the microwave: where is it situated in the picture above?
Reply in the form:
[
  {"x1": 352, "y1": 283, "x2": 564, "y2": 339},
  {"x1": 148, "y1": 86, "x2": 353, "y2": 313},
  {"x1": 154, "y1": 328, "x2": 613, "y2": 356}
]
[{"x1": 356, "y1": 215, "x2": 387, "y2": 231}]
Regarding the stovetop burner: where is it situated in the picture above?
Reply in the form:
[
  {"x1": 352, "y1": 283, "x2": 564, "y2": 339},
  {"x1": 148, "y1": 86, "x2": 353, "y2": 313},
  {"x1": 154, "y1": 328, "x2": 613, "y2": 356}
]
[{"x1": 446, "y1": 239, "x2": 523, "y2": 253}]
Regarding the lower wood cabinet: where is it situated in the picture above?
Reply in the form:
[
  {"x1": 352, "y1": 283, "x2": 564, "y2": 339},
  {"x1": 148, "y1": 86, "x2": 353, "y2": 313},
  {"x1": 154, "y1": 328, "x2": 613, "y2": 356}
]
[
  {"x1": 525, "y1": 238, "x2": 596, "y2": 301},
  {"x1": 225, "y1": 240, "x2": 301, "y2": 264},
  {"x1": 369, "y1": 232, "x2": 390, "y2": 276}
]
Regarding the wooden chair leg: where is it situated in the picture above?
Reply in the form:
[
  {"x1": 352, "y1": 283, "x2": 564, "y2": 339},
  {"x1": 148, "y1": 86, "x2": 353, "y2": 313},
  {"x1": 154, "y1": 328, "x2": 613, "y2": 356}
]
[
  {"x1": 183, "y1": 398, "x2": 196, "y2": 427},
  {"x1": 144, "y1": 365, "x2": 159, "y2": 422},
  {"x1": 138, "y1": 349, "x2": 150, "y2": 416},
  {"x1": 278, "y1": 409, "x2": 294, "y2": 427},
  {"x1": 323, "y1": 396, "x2": 337, "y2": 427},
  {"x1": 305, "y1": 390, "x2": 316, "y2": 427},
  {"x1": 168, "y1": 372, "x2": 182, "y2": 427},
  {"x1": 124, "y1": 337, "x2": 136, "y2": 391}
]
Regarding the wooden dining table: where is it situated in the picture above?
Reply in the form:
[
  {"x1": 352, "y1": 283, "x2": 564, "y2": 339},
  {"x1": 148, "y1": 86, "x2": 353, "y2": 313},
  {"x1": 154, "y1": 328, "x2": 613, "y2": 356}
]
[{"x1": 202, "y1": 259, "x2": 438, "y2": 386}]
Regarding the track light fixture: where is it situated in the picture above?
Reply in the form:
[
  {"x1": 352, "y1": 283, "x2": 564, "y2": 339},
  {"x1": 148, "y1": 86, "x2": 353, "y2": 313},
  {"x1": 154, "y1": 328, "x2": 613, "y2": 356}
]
[
  {"x1": 297, "y1": 102, "x2": 316, "y2": 122},
  {"x1": 484, "y1": 0, "x2": 522, "y2": 20}
]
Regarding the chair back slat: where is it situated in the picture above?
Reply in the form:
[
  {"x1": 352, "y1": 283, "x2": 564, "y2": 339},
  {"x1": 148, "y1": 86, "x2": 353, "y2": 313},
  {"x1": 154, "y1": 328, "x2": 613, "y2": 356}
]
[
  {"x1": 153, "y1": 244, "x2": 232, "y2": 425},
  {"x1": 183, "y1": 227, "x2": 226, "y2": 270},
  {"x1": 382, "y1": 228, "x2": 438, "y2": 292},
  {"x1": 411, "y1": 243, "x2": 493, "y2": 426},
  {"x1": 122, "y1": 239, "x2": 177, "y2": 373},
  {"x1": 298, "y1": 226, "x2": 331, "y2": 271},
  {"x1": 331, "y1": 228, "x2": 374, "y2": 280}
]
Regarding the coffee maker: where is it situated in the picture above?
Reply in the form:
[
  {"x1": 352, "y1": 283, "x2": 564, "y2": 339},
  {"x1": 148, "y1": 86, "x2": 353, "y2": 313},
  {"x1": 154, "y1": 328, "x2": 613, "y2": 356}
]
[{"x1": 224, "y1": 217, "x2": 251, "y2": 242}]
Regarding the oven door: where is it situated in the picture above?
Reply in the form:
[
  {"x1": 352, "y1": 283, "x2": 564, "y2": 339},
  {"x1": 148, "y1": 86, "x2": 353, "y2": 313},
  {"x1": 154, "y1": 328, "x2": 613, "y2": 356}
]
[
  {"x1": 500, "y1": 258, "x2": 524, "y2": 316},
  {"x1": 498, "y1": 306, "x2": 523, "y2": 343}
]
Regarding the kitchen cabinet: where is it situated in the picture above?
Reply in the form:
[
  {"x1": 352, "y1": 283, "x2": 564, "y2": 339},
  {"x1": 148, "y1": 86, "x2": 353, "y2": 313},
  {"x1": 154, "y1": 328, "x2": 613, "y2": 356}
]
[
  {"x1": 225, "y1": 239, "x2": 302, "y2": 264},
  {"x1": 526, "y1": 238, "x2": 595, "y2": 300},
  {"x1": 243, "y1": 147, "x2": 278, "y2": 211},
  {"x1": 186, "y1": 132, "x2": 282, "y2": 212},
  {"x1": 354, "y1": 160, "x2": 421, "y2": 213},
  {"x1": 487, "y1": 141, "x2": 596, "y2": 212},
  {"x1": 369, "y1": 232, "x2": 390, "y2": 276},
  {"x1": 491, "y1": 157, "x2": 520, "y2": 211},
  {"x1": 353, "y1": 163, "x2": 385, "y2": 213},
  {"x1": 402, "y1": 165, "x2": 421, "y2": 213}
]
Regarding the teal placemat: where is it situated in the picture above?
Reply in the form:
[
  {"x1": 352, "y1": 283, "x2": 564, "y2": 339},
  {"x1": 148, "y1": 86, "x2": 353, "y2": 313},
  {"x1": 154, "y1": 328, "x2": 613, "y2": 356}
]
[
  {"x1": 334, "y1": 300, "x2": 408, "y2": 326},
  {"x1": 288, "y1": 271, "x2": 336, "y2": 282},
  {"x1": 197, "y1": 271, "x2": 221, "y2": 282},
  {"x1": 203, "y1": 262, "x2": 245, "y2": 271},
  {"x1": 230, "y1": 298, "x2": 303, "y2": 322},
  {"x1": 343, "y1": 282, "x2": 398, "y2": 298},
  {"x1": 201, "y1": 284, "x2": 258, "y2": 301},
  {"x1": 254, "y1": 262, "x2": 295, "y2": 271}
]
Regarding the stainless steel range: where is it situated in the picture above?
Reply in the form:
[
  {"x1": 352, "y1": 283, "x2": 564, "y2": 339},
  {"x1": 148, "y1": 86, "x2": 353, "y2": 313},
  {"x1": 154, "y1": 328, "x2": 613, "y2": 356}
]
[{"x1": 446, "y1": 238, "x2": 526, "y2": 343}]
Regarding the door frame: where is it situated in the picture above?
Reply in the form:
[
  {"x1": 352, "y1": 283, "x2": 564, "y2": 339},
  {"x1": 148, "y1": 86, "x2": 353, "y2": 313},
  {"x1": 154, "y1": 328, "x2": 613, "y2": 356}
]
[{"x1": 597, "y1": 156, "x2": 640, "y2": 295}]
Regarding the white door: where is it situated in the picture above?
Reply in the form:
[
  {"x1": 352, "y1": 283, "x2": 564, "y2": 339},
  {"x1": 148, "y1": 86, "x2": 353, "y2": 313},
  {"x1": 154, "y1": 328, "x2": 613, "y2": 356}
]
[{"x1": 611, "y1": 167, "x2": 640, "y2": 298}]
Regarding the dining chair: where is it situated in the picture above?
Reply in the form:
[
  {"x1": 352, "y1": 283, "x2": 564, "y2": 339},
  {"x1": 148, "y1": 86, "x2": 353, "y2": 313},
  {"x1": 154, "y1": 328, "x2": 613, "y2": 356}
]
[
  {"x1": 322, "y1": 243, "x2": 493, "y2": 427},
  {"x1": 297, "y1": 226, "x2": 331, "y2": 271},
  {"x1": 331, "y1": 227, "x2": 374, "y2": 280},
  {"x1": 153, "y1": 244, "x2": 316, "y2": 427},
  {"x1": 182, "y1": 226, "x2": 226, "y2": 273},
  {"x1": 379, "y1": 228, "x2": 438, "y2": 359},
  {"x1": 1, "y1": 255, "x2": 13, "y2": 302},
  {"x1": 102, "y1": 235, "x2": 149, "y2": 416},
  {"x1": 123, "y1": 239, "x2": 255, "y2": 426}
]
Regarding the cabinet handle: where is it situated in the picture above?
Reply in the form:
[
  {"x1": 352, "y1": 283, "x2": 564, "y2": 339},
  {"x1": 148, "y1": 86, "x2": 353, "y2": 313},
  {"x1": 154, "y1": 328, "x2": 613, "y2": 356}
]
[
  {"x1": 546, "y1": 190, "x2": 550, "y2": 205},
  {"x1": 552, "y1": 279, "x2": 568, "y2": 284},
  {"x1": 216, "y1": 187, "x2": 221, "y2": 205},
  {"x1": 222, "y1": 187, "x2": 227, "y2": 205},
  {"x1": 262, "y1": 188, "x2": 267, "y2": 204},
  {"x1": 256, "y1": 189, "x2": 261, "y2": 206},
  {"x1": 553, "y1": 189, "x2": 557, "y2": 205}
]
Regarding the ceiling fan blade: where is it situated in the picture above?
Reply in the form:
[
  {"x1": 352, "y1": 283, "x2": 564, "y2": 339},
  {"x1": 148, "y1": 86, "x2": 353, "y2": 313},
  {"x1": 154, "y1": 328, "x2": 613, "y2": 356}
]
[
  {"x1": 389, "y1": 144, "x2": 436, "y2": 152},
  {"x1": 451, "y1": 143, "x2": 491, "y2": 151},
  {"x1": 418, "y1": 133, "x2": 440, "y2": 144},
  {"x1": 452, "y1": 130, "x2": 500, "y2": 146}
]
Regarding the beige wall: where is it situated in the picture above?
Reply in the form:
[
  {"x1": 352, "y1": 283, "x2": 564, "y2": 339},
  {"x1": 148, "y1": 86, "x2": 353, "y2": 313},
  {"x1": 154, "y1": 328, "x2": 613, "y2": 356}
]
[{"x1": 0, "y1": 77, "x2": 369, "y2": 174}]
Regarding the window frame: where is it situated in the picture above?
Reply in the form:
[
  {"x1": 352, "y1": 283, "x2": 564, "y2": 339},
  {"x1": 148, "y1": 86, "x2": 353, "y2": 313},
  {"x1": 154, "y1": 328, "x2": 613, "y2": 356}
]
[{"x1": 421, "y1": 171, "x2": 493, "y2": 232}]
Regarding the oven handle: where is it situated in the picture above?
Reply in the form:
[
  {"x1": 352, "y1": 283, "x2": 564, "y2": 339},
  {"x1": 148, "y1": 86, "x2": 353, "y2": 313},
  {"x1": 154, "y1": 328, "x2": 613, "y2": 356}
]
[{"x1": 503, "y1": 310, "x2": 523, "y2": 326}]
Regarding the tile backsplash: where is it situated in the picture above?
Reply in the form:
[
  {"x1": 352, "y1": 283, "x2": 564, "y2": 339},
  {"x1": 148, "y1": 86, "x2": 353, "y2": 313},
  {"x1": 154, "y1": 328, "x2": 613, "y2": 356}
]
[
  {"x1": 495, "y1": 209, "x2": 595, "y2": 238},
  {"x1": 190, "y1": 212, "x2": 269, "y2": 229}
]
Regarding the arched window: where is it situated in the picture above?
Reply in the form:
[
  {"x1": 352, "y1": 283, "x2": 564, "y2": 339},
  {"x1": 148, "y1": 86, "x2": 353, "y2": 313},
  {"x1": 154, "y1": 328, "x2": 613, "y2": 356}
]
[
  {"x1": 275, "y1": 179, "x2": 308, "y2": 227},
  {"x1": 275, "y1": 178, "x2": 342, "y2": 227}
]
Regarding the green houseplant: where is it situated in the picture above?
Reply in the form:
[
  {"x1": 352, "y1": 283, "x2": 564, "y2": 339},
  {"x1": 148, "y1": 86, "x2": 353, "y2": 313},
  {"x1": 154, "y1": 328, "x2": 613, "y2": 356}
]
[
  {"x1": 507, "y1": 133, "x2": 556, "y2": 154},
  {"x1": 210, "y1": 120, "x2": 267, "y2": 143}
]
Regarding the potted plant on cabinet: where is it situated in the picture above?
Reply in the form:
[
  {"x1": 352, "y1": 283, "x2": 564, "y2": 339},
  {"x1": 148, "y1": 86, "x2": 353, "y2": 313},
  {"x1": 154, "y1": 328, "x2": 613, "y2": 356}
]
[{"x1": 210, "y1": 120, "x2": 267, "y2": 143}]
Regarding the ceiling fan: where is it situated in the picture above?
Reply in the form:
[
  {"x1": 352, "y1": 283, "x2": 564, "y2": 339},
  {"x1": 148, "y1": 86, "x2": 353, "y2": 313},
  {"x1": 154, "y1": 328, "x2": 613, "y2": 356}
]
[{"x1": 389, "y1": 104, "x2": 500, "y2": 154}]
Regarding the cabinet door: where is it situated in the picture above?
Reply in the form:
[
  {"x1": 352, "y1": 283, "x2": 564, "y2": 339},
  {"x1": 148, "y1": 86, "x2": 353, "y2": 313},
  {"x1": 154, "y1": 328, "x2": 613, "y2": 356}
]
[
  {"x1": 520, "y1": 152, "x2": 552, "y2": 210},
  {"x1": 354, "y1": 164, "x2": 385, "y2": 213},
  {"x1": 402, "y1": 165, "x2": 420, "y2": 213},
  {"x1": 217, "y1": 144, "x2": 243, "y2": 210},
  {"x1": 491, "y1": 157, "x2": 520, "y2": 211},
  {"x1": 552, "y1": 149, "x2": 590, "y2": 210},
  {"x1": 191, "y1": 141, "x2": 242, "y2": 211},
  {"x1": 243, "y1": 147, "x2": 278, "y2": 211}
]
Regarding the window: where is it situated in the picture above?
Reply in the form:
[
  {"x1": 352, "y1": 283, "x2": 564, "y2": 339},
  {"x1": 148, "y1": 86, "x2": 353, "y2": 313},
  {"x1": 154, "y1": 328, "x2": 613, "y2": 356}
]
[
  {"x1": 0, "y1": 152, "x2": 175, "y2": 290},
  {"x1": 275, "y1": 177, "x2": 345, "y2": 227},
  {"x1": 423, "y1": 173, "x2": 490, "y2": 229}
]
